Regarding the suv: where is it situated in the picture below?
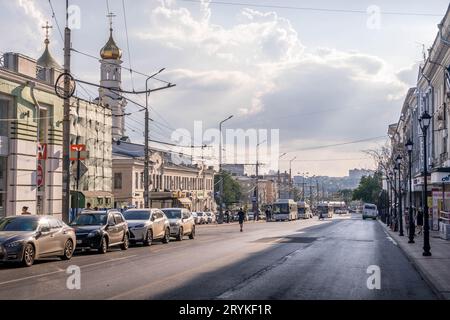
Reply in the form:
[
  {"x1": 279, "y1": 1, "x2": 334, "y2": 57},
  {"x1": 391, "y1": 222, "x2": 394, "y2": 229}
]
[
  {"x1": 362, "y1": 204, "x2": 378, "y2": 220},
  {"x1": 123, "y1": 209, "x2": 171, "y2": 246},
  {"x1": 70, "y1": 210, "x2": 129, "y2": 254},
  {"x1": 161, "y1": 208, "x2": 195, "y2": 241}
]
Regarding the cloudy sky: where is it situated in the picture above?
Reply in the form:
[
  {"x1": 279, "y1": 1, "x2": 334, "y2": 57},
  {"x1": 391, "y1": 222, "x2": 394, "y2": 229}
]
[{"x1": 1, "y1": 0, "x2": 449, "y2": 176}]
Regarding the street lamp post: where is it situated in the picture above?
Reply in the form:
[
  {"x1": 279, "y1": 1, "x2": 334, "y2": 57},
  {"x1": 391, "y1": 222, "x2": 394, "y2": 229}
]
[
  {"x1": 277, "y1": 153, "x2": 287, "y2": 199},
  {"x1": 393, "y1": 168, "x2": 398, "y2": 231},
  {"x1": 144, "y1": 68, "x2": 166, "y2": 208},
  {"x1": 218, "y1": 115, "x2": 233, "y2": 224},
  {"x1": 388, "y1": 171, "x2": 393, "y2": 227},
  {"x1": 419, "y1": 111, "x2": 432, "y2": 256},
  {"x1": 396, "y1": 155, "x2": 404, "y2": 236},
  {"x1": 289, "y1": 157, "x2": 297, "y2": 199},
  {"x1": 255, "y1": 139, "x2": 266, "y2": 221},
  {"x1": 406, "y1": 139, "x2": 415, "y2": 244}
]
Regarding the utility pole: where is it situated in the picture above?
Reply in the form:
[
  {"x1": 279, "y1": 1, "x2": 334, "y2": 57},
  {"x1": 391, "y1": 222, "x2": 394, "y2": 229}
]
[
  {"x1": 144, "y1": 69, "x2": 165, "y2": 208},
  {"x1": 62, "y1": 0, "x2": 71, "y2": 223},
  {"x1": 218, "y1": 115, "x2": 233, "y2": 224}
]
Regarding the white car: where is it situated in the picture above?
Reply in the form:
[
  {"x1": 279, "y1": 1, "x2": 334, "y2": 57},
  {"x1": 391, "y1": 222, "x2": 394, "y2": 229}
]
[{"x1": 362, "y1": 203, "x2": 378, "y2": 220}]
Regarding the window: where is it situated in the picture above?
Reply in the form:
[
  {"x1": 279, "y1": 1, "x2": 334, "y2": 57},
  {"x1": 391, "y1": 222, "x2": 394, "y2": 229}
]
[
  {"x1": 0, "y1": 99, "x2": 9, "y2": 137},
  {"x1": 114, "y1": 173, "x2": 122, "y2": 189},
  {"x1": 0, "y1": 157, "x2": 6, "y2": 218},
  {"x1": 107, "y1": 214, "x2": 115, "y2": 225},
  {"x1": 49, "y1": 218, "x2": 61, "y2": 229},
  {"x1": 140, "y1": 172, "x2": 144, "y2": 189},
  {"x1": 135, "y1": 172, "x2": 139, "y2": 189},
  {"x1": 114, "y1": 213, "x2": 123, "y2": 223}
]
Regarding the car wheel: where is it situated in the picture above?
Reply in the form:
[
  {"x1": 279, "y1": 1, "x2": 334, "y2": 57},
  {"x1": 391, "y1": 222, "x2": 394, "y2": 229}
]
[
  {"x1": 189, "y1": 226, "x2": 195, "y2": 239},
  {"x1": 162, "y1": 228, "x2": 170, "y2": 244},
  {"x1": 61, "y1": 239, "x2": 74, "y2": 260},
  {"x1": 176, "y1": 227, "x2": 184, "y2": 241},
  {"x1": 21, "y1": 243, "x2": 35, "y2": 267},
  {"x1": 121, "y1": 234, "x2": 129, "y2": 250},
  {"x1": 143, "y1": 229, "x2": 153, "y2": 247},
  {"x1": 99, "y1": 237, "x2": 108, "y2": 254}
]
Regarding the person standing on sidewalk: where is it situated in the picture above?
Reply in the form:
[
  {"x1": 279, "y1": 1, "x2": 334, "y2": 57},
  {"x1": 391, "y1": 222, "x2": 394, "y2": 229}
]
[
  {"x1": 237, "y1": 208, "x2": 245, "y2": 232},
  {"x1": 416, "y1": 208, "x2": 424, "y2": 235}
]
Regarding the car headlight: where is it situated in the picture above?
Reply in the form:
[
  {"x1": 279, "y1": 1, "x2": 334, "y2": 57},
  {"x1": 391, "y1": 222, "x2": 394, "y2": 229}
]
[
  {"x1": 5, "y1": 241, "x2": 23, "y2": 248},
  {"x1": 88, "y1": 230, "x2": 101, "y2": 237}
]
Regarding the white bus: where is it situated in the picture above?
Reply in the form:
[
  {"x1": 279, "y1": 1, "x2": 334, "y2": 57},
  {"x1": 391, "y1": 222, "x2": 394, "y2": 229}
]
[
  {"x1": 273, "y1": 199, "x2": 298, "y2": 221},
  {"x1": 330, "y1": 201, "x2": 348, "y2": 215},
  {"x1": 297, "y1": 201, "x2": 313, "y2": 219},
  {"x1": 316, "y1": 202, "x2": 333, "y2": 219}
]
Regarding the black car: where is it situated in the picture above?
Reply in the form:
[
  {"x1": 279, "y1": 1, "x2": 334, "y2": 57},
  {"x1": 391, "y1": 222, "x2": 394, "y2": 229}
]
[{"x1": 70, "y1": 210, "x2": 129, "y2": 254}]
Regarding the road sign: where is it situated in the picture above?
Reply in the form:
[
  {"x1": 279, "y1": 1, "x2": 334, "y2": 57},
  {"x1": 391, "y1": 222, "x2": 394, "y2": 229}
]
[
  {"x1": 72, "y1": 161, "x2": 88, "y2": 180},
  {"x1": 37, "y1": 143, "x2": 47, "y2": 160},
  {"x1": 70, "y1": 144, "x2": 88, "y2": 160},
  {"x1": 37, "y1": 164, "x2": 44, "y2": 187}
]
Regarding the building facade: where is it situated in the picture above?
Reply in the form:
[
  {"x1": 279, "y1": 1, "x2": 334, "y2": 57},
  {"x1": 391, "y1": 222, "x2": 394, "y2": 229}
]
[{"x1": 112, "y1": 142, "x2": 215, "y2": 211}]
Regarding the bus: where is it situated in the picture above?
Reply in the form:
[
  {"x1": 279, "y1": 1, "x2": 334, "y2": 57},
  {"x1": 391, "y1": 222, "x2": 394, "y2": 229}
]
[
  {"x1": 330, "y1": 201, "x2": 348, "y2": 215},
  {"x1": 316, "y1": 202, "x2": 333, "y2": 219},
  {"x1": 297, "y1": 201, "x2": 313, "y2": 219},
  {"x1": 273, "y1": 199, "x2": 298, "y2": 221}
]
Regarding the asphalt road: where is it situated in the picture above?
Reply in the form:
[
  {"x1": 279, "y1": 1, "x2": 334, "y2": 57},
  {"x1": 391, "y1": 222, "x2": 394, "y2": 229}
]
[{"x1": 0, "y1": 214, "x2": 436, "y2": 299}]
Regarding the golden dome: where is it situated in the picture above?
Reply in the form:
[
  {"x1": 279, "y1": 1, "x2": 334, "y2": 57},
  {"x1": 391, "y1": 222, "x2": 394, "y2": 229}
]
[{"x1": 100, "y1": 29, "x2": 122, "y2": 60}]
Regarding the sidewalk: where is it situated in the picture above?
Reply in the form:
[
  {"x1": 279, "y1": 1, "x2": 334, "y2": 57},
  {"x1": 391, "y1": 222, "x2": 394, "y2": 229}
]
[{"x1": 380, "y1": 220, "x2": 450, "y2": 299}]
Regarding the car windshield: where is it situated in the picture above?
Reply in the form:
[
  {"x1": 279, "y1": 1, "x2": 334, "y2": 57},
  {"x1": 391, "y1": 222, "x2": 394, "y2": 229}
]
[
  {"x1": 71, "y1": 213, "x2": 107, "y2": 226},
  {"x1": 197, "y1": 212, "x2": 204, "y2": 216},
  {"x1": 273, "y1": 204, "x2": 288, "y2": 214},
  {"x1": 365, "y1": 205, "x2": 376, "y2": 210},
  {"x1": 123, "y1": 211, "x2": 150, "y2": 220},
  {"x1": 298, "y1": 208, "x2": 305, "y2": 214},
  {"x1": 162, "y1": 210, "x2": 182, "y2": 219},
  {"x1": 0, "y1": 217, "x2": 39, "y2": 231}
]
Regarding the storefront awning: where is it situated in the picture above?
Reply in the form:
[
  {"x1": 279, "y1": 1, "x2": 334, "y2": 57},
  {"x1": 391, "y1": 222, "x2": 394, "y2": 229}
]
[
  {"x1": 80, "y1": 191, "x2": 113, "y2": 198},
  {"x1": 178, "y1": 198, "x2": 192, "y2": 205}
]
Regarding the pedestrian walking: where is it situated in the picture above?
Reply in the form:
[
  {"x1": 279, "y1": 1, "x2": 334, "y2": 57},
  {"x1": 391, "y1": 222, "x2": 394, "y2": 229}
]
[
  {"x1": 405, "y1": 207, "x2": 409, "y2": 235},
  {"x1": 237, "y1": 208, "x2": 245, "y2": 232},
  {"x1": 225, "y1": 210, "x2": 230, "y2": 223},
  {"x1": 20, "y1": 206, "x2": 31, "y2": 215},
  {"x1": 416, "y1": 208, "x2": 424, "y2": 235}
]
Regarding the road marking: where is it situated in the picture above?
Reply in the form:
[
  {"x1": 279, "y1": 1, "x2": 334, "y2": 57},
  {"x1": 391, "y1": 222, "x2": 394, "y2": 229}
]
[{"x1": 0, "y1": 255, "x2": 137, "y2": 286}]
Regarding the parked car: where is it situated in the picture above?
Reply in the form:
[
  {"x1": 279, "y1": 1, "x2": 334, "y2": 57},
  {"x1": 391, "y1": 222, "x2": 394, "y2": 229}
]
[
  {"x1": 70, "y1": 209, "x2": 130, "y2": 254},
  {"x1": 195, "y1": 212, "x2": 207, "y2": 224},
  {"x1": 258, "y1": 212, "x2": 266, "y2": 220},
  {"x1": 205, "y1": 212, "x2": 216, "y2": 224},
  {"x1": 192, "y1": 212, "x2": 200, "y2": 225},
  {"x1": 362, "y1": 203, "x2": 378, "y2": 220},
  {"x1": 161, "y1": 208, "x2": 195, "y2": 241},
  {"x1": 247, "y1": 212, "x2": 255, "y2": 221},
  {"x1": 0, "y1": 215, "x2": 76, "y2": 267},
  {"x1": 123, "y1": 209, "x2": 171, "y2": 246}
]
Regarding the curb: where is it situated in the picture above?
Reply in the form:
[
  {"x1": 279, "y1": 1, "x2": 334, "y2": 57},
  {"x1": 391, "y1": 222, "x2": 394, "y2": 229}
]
[{"x1": 378, "y1": 220, "x2": 446, "y2": 300}]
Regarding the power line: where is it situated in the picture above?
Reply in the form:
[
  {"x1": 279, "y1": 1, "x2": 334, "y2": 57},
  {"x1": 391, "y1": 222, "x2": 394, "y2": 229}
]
[
  {"x1": 178, "y1": 0, "x2": 442, "y2": 17},
  {"x1": 47, "y1": 0, "x2": 64, "y2": 42},
  {"x1": 289, "y1": 135, "x2": 387, "y2": 152},
  {"x1": 121, "y1": 0, "x2": 135, "y2": 91},
  {"x1": 71, "y1": 48, "x2": 171, "y2": 85}
]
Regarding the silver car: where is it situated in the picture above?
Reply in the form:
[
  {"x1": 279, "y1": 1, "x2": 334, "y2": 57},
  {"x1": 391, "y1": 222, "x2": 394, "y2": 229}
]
[
  {"x1": 0, "y1": 215, "x2": 76, "y2": 267},
  {"x1": 123, "y1": 209, "x2": 171, "y2": 246},
  {"x1": 161, "y1": 208, "x2": 195, "y2": 241}
]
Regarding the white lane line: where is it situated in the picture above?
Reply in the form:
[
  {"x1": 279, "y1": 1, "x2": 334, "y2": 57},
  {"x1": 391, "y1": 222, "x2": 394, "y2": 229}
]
[{"x1": 0, "y1": 255, "x2": 137, "y2": 286}]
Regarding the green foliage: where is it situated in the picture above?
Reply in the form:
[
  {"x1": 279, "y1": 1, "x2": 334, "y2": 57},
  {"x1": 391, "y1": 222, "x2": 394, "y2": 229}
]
[
  {"x1": 214, "y1": 171, "x2": 242, "y2": 206},
  {"x1": 337, "y1": 189, "x2": 353, "y2": 203},
  {"x1": 352, "y1": 172, "x2": 382, "y2": 204}
]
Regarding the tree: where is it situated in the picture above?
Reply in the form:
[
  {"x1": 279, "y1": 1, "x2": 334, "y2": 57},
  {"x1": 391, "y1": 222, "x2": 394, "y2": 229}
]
[
  {"x1": 352, "y1": 172, "x2": 382, "y2": 204},
  {"x1": 337, "y1": 189, "x2": 353, "y2": 204},
  {"x1": 214, "y1": 171, "x2": 242, "y2": 207}
]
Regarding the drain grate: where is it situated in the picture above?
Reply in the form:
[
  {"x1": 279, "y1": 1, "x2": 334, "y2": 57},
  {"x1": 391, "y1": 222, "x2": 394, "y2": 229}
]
[{"x1": 255, "y1": 237, "x2": 318, "y2": 244}]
